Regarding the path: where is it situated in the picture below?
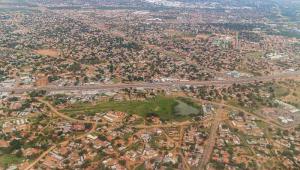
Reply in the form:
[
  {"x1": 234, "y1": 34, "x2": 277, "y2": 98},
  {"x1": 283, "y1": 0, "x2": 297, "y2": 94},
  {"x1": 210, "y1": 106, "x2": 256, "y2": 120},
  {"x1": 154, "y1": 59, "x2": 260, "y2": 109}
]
[{"x1": 37, "y1": 98, "x2": 104, "y2": 125}]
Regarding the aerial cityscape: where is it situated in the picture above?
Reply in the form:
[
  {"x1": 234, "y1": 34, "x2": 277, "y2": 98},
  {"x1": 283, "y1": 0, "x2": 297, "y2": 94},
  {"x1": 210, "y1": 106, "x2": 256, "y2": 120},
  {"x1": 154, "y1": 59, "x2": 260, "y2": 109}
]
[{"x1": 0, "y1": 0, "x2": 300, "y2": 169}]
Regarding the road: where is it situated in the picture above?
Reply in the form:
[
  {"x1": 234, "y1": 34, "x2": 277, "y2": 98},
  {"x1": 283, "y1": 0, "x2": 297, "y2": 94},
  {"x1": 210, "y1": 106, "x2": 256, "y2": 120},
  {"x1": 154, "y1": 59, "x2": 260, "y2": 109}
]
[
  {"x1": 25, "y1": 123, "x2": 96, "y2": 170},
  {"x1": 198, "y1": 109, "x2": 224, "y2": 169},
  {"x1": 193, "y1": 98, "x2": 295, "y2": 131},
  {"x1": 25, "y1": 99, "x2": 98, "y2": 170},
  {"x1": 24, "y1": 145, "x2": 56, "y2": 170},
  {"x1": 37, "y1": 98, "x2": 101, "y2": 124},
  {"x1": 1, "y1": 71, "x2": 300, "y2": 93},
  {"x1": 132, "y1": 121, "x2": 193, "y2": 129},
  {"x1": 26, "y1": 94, "x2": 298, "y2": 169}
]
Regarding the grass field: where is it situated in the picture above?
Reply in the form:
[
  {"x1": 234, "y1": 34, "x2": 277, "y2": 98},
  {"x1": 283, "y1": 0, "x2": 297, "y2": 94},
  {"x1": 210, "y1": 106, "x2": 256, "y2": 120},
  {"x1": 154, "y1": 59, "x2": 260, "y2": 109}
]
[
  {"x1": 273, "y1": 85, "x2": 290, "y2": 98},
  {"x1": 280, "y1": 85, "x2": 300, "y2": 108},
  {"x1": 255, "y1": 120, "x2": 268, "y2": 129},
  {"x1": 0, "y1": 155, "x2": 23, "y2": 168},
  {"x1": 61, "y1": 96, "x2": 201, "y2": 121}
]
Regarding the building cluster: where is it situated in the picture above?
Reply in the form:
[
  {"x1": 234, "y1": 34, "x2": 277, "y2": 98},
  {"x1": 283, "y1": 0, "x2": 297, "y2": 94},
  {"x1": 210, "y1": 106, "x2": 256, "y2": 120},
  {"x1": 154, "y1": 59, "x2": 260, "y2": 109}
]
[
  {"x1": 0, "y1": 0, "x2": 300, "y2": 169},
  {"x1": 0, "y1": 5, "x2": 299, "y2": 89},
  {"x1": 208, "y1": 111, "x2": 300, "y2": 169}
]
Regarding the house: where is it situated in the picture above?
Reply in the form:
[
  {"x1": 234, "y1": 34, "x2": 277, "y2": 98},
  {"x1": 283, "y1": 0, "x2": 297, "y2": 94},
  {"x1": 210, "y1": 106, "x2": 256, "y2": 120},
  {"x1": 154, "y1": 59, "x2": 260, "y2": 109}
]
[
  {"x1": 87, "y1": 134, "x2": 97, "y2": 140},
  {"x1": 23, "y1": 148, "x2": 40, "y2": 157},
  {"x1": 227, "y1": 71, "x2": 240, "y2": 78},
  {"x1": 0, "y1": 140, "x2": 9, "y2": 148},
  {"x1": 72, "y1": 123, "x2": 85, "y2": 131}
]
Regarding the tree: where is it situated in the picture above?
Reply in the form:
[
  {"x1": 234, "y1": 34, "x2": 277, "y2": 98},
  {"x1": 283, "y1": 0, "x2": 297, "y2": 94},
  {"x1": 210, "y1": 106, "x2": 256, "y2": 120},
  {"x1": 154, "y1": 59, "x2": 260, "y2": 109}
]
[
  {"x1": 118, "y1": 160, "x2": 126, "y2": 166},
  {"x1": 9, "y1": 139, "x2": 22, "y2": 152},
  {"x1": 83, "y1": 76, "x2": 89, "y2": 83},
  {"x1": 28, "y1": 90, "x2": 46, "y2": 98},
  {"x1": 68, "y1": 62, "x2": 81, "y2": 72},
  {"x1": 84, "y1": 123, "x2": 92, "y2": 130},
  {"x1": 98, "y1": 135, "x2": 107, "y2": 141}
]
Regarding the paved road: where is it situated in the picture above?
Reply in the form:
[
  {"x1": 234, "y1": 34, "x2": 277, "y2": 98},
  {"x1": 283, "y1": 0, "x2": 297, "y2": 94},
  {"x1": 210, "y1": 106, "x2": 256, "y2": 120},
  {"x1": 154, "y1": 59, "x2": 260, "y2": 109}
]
[
  {"x1": 132, "y1": 121, "x2": 193, "y2": 129},
  {"x1": 1, "y1": 71, "x2": 299, "y2": 93},
  {"x1": 198, "y1": 109, "x2": 224, "y2": 169}
]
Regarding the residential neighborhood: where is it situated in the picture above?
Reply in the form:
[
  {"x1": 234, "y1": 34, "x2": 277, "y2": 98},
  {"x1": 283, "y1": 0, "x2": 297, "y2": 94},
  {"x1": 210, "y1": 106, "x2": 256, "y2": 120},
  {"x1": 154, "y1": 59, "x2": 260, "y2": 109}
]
[{"x1": 0, "y1": 0, "x2": 300, "y2": 169}]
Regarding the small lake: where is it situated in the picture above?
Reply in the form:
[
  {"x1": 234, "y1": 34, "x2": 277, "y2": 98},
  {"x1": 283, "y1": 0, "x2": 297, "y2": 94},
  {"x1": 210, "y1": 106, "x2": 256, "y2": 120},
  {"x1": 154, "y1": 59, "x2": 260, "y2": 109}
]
[{"x1": 174, "y1": 100, "x2": 200, "y2": 116}]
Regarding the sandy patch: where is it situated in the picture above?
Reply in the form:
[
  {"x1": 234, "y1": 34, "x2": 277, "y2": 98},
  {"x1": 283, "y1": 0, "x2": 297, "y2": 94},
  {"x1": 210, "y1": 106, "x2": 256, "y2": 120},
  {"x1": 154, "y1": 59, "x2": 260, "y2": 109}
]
[
  {"x1": 34, "y1": 49, "x2": 60, "y2": 57},
  {"x1": 196, "y1": 34, "x2": 210, "y2": 40},
  {"x1": 35, "y1": 74, "x2": 48, "y2": 87},
  {"x1": 13, "y1": 27, "x2": 31, "y2": 34}
]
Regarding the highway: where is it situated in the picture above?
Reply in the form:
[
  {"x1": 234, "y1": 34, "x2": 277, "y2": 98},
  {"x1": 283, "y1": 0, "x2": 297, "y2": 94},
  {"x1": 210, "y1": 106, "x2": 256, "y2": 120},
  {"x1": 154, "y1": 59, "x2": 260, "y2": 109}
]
[{"x1": 1, "y1": 71, "x2": 299, "y2": 93}]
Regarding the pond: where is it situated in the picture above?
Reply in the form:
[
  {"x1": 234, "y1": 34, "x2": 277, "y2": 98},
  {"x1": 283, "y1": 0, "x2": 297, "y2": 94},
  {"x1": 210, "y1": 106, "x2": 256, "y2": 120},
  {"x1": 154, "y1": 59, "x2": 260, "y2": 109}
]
[{"x1": 174, "y1": 100, "x2": 200, "y2": 116}]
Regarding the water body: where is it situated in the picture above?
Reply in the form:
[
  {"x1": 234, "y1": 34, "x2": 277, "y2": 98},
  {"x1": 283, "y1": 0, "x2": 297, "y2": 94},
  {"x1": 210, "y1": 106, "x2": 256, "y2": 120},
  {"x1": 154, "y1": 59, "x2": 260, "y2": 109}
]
[{"x1": 174, "y1": 100, "x2": 200, "y2": 116}]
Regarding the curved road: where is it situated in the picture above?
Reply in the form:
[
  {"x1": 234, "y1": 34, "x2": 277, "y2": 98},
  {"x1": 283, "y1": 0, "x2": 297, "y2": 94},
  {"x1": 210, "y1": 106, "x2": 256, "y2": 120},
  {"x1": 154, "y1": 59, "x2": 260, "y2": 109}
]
[
  {"x1": 37, "y1": 98, "x2": 102, "y2": 124},
  {"x1": 25, "y1": 99, "x2": 98, "y2": 170}
]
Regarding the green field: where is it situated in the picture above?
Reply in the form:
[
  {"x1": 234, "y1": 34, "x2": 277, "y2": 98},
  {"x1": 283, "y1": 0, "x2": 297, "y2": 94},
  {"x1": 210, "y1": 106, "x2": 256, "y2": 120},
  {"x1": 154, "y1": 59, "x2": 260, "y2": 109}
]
[
  {"x1": 61, "y1": 96, "x2": 201, "y2": 121},
  {"x1": 0, "y1": 155, "x2": 23, "y2": 168},
  {"x1": 273, "y1": 85, "x2": 290, "y2": 97}
]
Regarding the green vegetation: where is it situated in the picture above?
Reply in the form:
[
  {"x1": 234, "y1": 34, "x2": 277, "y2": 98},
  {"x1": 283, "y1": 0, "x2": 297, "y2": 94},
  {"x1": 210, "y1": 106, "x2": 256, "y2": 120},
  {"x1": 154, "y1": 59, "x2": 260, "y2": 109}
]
[
  {"x1": 0, "y1": 155, "x2": 23, "y2": 168},
  {"x1": 28, "y1": 90, "x2": 46, "y2": 98},
  {"x1": 223, "y1": 82, "x2": 296, "y2": 112},
  {"x1": 61, "y1": 96, "x2": 201, "y2": 121},
  {"x1": 211, "y1": 160, "x2": 225, "y2": 169},
  {"x1": 47, "y1": 94, "x2": 68, "y2": 105},
  {"x1": 135, "y1": 163, "x2": 146, "y2": 170},
  {"x1": 244, "y1": 51, "x2": 264, "y2": 59},
  {"x1": 67, "y1": 62, "x2": 81, "y2": 72},
  {"x1": 0, "y1": 69, "x2": 7, "y2": 82},
  {"x1": 292, "y1": 42, "x2": 300, "y2": 47},
  {"x1": 255, "y1": 120, "x2": 268, "y2": 129},
  {"x1": 272, "y1": 85, "x2": 290, "y2": 98},
  {"x1": 227, "y1": 99, "x2": 252, "y2": 112},
  {"x1": 268, "y1": 29, "x2": 300, "y2": 39}
]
